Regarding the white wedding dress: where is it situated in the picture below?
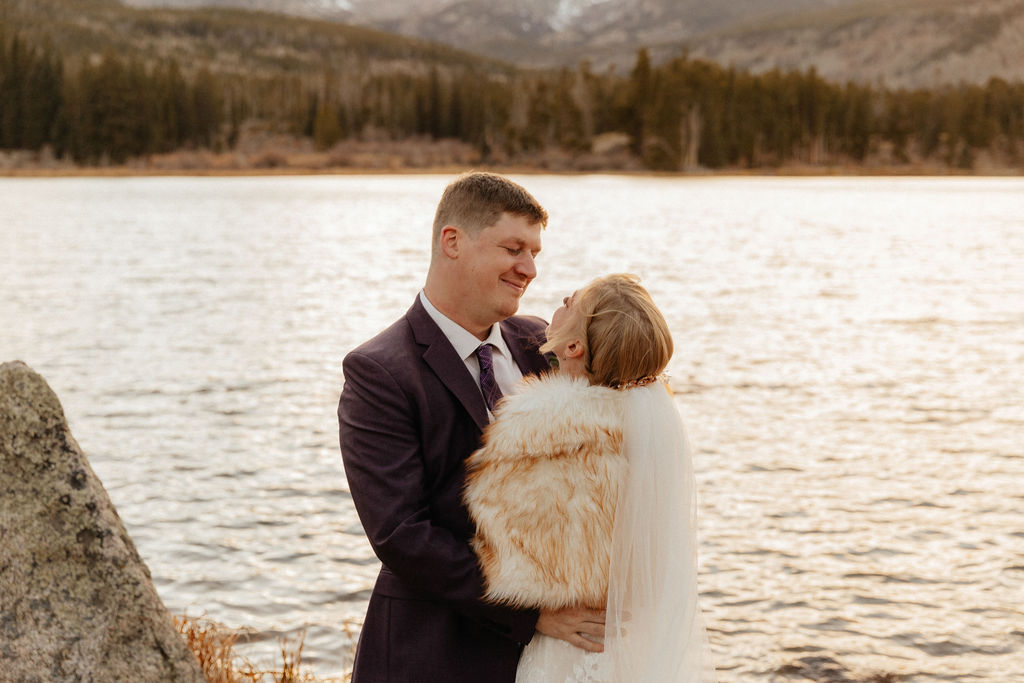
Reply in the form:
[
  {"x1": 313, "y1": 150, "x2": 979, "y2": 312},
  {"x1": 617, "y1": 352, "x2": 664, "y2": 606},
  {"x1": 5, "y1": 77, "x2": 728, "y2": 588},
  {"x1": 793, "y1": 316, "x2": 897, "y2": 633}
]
[
  {"x1": 516, "y1": 383, "x2": 717, "y2": 683},
  {"x1": 516, "y1": 634, "x2": 612, "y2": 683}
]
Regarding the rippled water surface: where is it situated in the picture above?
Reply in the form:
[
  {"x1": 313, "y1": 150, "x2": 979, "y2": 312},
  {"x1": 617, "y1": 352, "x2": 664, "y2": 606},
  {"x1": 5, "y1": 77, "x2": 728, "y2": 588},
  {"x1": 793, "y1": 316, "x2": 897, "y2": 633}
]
[{"x1": 2, "y1": 175, "x2": 1022, "y2": 680}]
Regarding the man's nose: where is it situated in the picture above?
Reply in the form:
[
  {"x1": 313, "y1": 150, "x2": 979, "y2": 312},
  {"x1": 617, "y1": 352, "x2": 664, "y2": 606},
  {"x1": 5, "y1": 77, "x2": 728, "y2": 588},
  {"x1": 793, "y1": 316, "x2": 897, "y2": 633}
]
[{"x1": 516, "y1": 252, "x2": 537, "y2": 280}]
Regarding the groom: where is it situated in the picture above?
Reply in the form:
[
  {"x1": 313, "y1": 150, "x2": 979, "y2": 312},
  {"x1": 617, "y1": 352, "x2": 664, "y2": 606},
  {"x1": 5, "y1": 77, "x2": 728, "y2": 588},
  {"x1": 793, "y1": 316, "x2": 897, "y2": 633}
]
[{"x1": 338, "y1": 172, "x2": 605, "y2": 682}]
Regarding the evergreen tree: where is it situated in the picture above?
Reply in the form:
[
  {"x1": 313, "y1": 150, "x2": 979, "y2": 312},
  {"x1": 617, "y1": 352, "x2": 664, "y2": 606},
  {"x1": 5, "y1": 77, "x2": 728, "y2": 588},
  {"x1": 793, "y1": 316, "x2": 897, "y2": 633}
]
[
  {"x1": 0, "y1": 34, "x2": 28, "y2": 149},
  {"x1": 838, "y1": 82, "x2": 873, "y2": 161},
  {"x1": 427, "y1": 66, "x2": 443, "y2": 138},
  {"x1": 191, "y1": 67, "x2": 221, "y2": 149},
  {"x1": 627, "y1": 48, "x2": 653, "y2": 156},
  {"x1": 18, "y1": 39, "x2": 62, "y2": 151},
  {"x1": 312, "y1": 99, "x2": 342, "y2": 149}
]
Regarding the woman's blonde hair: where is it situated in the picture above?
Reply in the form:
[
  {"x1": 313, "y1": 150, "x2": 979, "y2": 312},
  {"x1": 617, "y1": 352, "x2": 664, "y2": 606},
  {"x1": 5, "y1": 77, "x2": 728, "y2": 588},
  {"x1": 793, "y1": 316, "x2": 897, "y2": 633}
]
[{"x1": 542, "y1": 274, "x2": 673, "y2": 388}]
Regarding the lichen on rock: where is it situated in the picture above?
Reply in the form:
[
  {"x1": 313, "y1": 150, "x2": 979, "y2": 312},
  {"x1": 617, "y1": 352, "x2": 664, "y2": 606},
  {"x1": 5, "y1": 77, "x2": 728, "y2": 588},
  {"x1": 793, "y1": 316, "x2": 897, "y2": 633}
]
[{"x1": 0, "y1": 360, "x2": 204, "y2": 682}]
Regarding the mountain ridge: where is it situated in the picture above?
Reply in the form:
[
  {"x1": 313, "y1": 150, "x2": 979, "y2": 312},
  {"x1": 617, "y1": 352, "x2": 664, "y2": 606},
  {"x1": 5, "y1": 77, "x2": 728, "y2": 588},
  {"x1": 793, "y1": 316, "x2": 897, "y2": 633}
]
[
  {"x1": 682, "y1": 0, "x2": 1024, "y2": 89},
  {"x1": 117, "y1": 0, "x2": 1024, "y2": 87},
  {"x1": 121, "y1": 0, "x2": 861, "y2": 69},
  {"x1": 0, "y1": 0, "x2": 515, "y2": 76}
]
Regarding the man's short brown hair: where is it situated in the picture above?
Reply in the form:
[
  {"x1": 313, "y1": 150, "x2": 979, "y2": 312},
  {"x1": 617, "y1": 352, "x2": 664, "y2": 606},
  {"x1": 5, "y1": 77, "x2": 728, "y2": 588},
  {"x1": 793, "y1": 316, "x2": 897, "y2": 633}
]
[{"x1": 432, "y1": 172, "x2": 548, "y2": 252}]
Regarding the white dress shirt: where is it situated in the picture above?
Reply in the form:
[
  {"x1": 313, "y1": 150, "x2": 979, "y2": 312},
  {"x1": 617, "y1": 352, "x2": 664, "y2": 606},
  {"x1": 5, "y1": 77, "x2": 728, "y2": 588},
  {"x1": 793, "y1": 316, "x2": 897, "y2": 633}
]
[{"x1": 419, "y1": 290, "x2": 524, "y2": 415}]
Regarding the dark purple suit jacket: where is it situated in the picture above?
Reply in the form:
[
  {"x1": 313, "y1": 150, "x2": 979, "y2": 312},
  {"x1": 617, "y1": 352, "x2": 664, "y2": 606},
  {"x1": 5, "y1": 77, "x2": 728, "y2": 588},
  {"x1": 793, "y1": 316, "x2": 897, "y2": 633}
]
[{"x1": 338, "y1": 296, "x2": 550, "y2": 682}]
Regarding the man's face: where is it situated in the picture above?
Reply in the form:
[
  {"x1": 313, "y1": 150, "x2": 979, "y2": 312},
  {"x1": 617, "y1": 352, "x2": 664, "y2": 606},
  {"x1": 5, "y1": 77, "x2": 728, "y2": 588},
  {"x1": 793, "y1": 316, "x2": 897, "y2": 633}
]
[{"x1": 457, "y1": 212, "x2": 543, "y2": 332}]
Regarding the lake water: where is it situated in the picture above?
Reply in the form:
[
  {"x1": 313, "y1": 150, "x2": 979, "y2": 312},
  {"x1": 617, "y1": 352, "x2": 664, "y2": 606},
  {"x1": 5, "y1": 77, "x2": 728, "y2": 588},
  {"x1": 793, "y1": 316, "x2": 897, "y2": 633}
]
[{"x1": 2, "y1": 174, "x2": 1022, "y2": 681}]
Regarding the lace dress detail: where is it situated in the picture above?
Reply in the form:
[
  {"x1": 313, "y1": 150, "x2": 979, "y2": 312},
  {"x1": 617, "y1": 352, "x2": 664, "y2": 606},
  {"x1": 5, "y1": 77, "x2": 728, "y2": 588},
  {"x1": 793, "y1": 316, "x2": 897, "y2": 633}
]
[{"x1": 516, "y1": 634, "x2": 612, "y2": 683}]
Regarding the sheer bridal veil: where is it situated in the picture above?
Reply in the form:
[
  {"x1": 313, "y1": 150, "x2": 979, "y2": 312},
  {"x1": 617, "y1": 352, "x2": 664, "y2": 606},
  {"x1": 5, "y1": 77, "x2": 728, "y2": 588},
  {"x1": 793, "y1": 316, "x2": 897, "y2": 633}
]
[{"x1": 605, "y1": 381, "x2": 717, "y2": 682}]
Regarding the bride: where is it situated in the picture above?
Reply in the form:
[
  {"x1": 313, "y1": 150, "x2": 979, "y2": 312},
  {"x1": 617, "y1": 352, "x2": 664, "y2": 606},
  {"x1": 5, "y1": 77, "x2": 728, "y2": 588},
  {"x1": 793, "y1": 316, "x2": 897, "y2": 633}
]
[{"x1": 464, "y1": 273, "x2": 716, "y2": 683}]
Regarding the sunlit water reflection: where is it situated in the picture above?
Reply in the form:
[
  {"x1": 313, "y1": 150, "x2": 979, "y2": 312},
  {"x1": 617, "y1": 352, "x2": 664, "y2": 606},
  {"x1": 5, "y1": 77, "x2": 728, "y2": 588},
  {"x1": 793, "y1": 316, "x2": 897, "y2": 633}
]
[{"x1": 2, "y1": 175, "x2": 1022, "y2": 680}]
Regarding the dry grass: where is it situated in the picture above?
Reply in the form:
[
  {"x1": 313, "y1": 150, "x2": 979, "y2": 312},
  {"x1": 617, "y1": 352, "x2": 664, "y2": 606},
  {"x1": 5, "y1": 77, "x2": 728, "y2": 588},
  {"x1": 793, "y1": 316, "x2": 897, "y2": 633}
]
[
  {"x1": 173, "y1": 613, "x2": 904, "y2": 683},
  {"x1": 174, "y1": 614, "x2": 350, "y2": 683}
]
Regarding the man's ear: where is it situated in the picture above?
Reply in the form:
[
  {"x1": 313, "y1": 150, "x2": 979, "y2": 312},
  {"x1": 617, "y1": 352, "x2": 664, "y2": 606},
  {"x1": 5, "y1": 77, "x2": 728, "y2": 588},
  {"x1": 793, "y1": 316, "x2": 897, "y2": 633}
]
[{"x1": 439, "y1": 225, "x2": 461, "y2": 258}]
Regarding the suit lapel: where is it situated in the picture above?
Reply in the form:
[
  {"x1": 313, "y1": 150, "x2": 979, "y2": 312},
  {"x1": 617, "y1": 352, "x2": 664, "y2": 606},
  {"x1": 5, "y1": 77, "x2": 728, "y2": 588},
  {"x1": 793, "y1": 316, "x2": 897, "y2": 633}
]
[
  {"x1": 408, "y1": 298, "x2": 490, "y2": 431},
  {"x1": 501, "y1": 318, "x2": 551, "y2": 377}
]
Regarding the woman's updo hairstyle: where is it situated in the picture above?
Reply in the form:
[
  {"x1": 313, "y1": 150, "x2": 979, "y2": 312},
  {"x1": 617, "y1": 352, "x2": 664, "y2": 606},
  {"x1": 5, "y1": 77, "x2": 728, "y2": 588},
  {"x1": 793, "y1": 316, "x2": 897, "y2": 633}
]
[{"x1": 545, "y1": 274, "x2": 673, "y2": 389}]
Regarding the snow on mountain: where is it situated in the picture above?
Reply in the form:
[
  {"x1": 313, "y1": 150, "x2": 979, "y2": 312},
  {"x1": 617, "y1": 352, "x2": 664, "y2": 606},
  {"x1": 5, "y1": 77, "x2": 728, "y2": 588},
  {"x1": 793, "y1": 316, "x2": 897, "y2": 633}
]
[{"x1": 548, "y1": 0, "x2": 609, "y2": 31}]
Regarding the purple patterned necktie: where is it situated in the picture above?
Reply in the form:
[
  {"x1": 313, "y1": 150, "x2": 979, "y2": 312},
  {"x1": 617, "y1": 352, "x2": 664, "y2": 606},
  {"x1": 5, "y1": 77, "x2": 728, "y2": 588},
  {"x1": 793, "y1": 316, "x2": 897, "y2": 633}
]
[{"x1": 475, "y1": 343, "x2": 504, "y2": 412}]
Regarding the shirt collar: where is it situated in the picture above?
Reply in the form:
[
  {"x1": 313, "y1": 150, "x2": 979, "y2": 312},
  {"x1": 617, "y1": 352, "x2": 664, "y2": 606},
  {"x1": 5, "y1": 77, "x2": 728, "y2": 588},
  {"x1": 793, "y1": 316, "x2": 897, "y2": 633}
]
[{"x1": 419, "y1": 290, "x2": 512, "y2": 362}]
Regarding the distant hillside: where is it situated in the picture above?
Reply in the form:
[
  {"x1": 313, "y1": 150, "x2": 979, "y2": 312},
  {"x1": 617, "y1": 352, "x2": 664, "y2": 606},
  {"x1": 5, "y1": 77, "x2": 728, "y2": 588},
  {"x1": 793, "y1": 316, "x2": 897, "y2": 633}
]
[
  {"x1": 682, "y1": 0, "x2": 1024, "y2": 88},
  {"x1": 118, "y1": 0, "x2": 863, "y2": 70},
  {"x1": 336, "y1": 0, "x2": 862, "y2": 68},
  {"x1": 0, "y1": 0, "x2": 512, "y2": 78},
  {"x1": 123, "y1": 0, "x2": 858, "y2": 47}
]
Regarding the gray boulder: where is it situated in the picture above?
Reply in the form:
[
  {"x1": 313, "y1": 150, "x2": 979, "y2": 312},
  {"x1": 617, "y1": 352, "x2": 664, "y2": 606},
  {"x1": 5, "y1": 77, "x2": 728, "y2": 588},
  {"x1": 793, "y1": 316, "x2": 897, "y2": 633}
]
[{"x1": 0, "y1": 361, "x2": 204, "y2": 682}]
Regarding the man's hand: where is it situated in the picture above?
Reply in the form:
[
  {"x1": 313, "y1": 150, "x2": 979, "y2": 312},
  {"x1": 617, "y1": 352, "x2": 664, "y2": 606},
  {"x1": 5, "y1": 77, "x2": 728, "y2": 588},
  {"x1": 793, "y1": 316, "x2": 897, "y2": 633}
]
[{"x1": 536, "y1": 607, "x2": 606, "y2": 653}]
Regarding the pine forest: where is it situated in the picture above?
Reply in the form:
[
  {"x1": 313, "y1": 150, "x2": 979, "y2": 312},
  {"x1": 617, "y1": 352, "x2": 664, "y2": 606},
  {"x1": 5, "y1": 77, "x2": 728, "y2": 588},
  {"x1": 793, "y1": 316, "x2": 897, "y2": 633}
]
[{"x1": 2, "y1": 1, "x2": 1024, "y2": 172}]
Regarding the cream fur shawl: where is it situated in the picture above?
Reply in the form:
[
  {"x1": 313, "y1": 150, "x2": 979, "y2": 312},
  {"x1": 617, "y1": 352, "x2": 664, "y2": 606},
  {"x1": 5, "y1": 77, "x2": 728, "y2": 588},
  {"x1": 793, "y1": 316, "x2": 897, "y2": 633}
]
[{"x1": 464, "y1": 373, "x2": 628, "y2": 610}]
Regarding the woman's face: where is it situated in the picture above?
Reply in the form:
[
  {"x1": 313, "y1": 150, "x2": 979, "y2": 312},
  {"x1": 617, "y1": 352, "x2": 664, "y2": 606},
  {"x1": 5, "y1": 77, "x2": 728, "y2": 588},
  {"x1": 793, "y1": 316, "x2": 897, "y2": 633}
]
[{"x1": 547, "y1": 290, "x2": 583, "y2": 359}]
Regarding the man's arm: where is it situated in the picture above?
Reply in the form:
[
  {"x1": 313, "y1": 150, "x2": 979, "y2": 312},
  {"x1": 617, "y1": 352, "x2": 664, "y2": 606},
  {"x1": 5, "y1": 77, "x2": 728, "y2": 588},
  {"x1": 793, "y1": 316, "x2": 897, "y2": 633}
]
[{"x1": 339, "y1": 350, "x2": 538, "y2": 641}]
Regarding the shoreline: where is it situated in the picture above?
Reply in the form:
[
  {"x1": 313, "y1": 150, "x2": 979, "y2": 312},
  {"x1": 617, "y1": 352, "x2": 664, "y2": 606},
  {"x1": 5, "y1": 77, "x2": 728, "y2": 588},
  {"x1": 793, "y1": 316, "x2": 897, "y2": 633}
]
[
  {"x1": 3, "y1": 164, "x2": 1022, "y2": 178},
  {"x1": 3, "y1": 137, "x2": 1021, "y2": 179}
]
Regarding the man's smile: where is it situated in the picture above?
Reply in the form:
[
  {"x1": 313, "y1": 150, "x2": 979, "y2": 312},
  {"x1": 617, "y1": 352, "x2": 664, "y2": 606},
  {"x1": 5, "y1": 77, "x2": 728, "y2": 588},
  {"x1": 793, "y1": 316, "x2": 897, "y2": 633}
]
[{"x1": 503, "y1": 278, "x2": 528, "y2": 296}]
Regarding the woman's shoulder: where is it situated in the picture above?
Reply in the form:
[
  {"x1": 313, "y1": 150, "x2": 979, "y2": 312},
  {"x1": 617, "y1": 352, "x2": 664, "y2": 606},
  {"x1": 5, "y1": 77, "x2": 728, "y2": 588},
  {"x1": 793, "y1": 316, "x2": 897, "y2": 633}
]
[{"x1": 500, "y1": 372, "x2": 621, "y2": 419}]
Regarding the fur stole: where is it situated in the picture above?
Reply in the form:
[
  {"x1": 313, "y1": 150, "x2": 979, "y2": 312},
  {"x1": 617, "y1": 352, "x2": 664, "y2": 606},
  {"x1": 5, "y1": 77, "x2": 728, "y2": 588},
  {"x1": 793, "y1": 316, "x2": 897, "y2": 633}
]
[{"x1": 464, "y1": 373, "x2": 627, "y2": 610}]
